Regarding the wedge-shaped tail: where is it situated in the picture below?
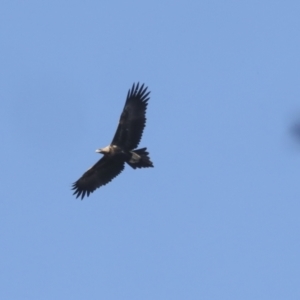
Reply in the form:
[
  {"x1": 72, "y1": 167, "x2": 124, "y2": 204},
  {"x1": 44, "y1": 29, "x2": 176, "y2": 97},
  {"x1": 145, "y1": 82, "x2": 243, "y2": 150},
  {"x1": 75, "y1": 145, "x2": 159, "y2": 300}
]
[{"x1": 126, "y1": 147, "x2": 153, "y2": 169}]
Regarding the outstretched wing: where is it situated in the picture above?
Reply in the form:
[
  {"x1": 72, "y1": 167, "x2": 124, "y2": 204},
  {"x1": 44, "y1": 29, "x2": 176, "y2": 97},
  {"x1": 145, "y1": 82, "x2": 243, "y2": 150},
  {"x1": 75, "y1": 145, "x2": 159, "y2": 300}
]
[
  {"x1": 111, "y1": 83, "x2": 150, "y2": 150},
  {"x1": 72, "y1": 155, "x2": 125, "y2": 199}
]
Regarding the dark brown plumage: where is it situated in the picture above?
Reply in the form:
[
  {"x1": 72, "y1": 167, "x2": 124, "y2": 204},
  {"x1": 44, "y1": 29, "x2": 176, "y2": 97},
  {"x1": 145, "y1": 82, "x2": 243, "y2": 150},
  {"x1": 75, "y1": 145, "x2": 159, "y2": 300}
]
[{"x1": 72, "y1": 83, "x2": 153, "y2": 199}]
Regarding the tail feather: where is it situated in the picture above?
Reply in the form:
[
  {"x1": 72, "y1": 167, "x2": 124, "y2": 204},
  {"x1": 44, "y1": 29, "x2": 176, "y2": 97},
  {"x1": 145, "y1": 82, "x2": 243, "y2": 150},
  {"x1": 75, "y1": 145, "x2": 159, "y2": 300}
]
[{"x1": 127, "y1": 147, "x2": 153, "y2": 169}]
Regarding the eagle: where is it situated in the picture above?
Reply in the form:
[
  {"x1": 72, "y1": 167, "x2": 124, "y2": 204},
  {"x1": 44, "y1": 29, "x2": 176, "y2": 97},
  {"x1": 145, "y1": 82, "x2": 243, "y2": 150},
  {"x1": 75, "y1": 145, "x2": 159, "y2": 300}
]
[{"x1": 72, "y1": 83, "x2": 153, "y2": 199}]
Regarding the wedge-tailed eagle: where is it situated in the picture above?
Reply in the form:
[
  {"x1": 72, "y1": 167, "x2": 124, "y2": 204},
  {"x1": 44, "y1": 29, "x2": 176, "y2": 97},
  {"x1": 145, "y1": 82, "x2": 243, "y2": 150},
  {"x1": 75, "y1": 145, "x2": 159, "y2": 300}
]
[{"x1": 72, "y1": 83, "x2": 153, "y2": 199}]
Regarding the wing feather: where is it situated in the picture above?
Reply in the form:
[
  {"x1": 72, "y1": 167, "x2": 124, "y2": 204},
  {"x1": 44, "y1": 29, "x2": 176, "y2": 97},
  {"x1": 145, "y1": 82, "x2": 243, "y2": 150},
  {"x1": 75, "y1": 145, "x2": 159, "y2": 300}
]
[
  {"x1": 111, "y1": 83, "x2": 150, "y2": 150},
  {"x1": 72, "y1": 155, "x2": 125, "y2": 199}
]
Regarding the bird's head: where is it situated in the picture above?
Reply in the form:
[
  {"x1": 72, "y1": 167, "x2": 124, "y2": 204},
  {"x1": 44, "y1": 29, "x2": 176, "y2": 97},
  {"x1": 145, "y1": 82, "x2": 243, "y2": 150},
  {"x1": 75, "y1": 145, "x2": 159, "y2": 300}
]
[{"x1": 95, "y1": 145, "x2": 111, "y2": 154}]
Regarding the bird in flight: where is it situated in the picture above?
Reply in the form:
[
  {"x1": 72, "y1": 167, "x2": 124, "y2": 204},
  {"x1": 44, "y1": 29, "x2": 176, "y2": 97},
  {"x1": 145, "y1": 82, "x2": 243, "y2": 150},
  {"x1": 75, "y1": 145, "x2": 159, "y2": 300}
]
[{"x1": 72, "y1": 83, "x2": 153, "y2": 199}]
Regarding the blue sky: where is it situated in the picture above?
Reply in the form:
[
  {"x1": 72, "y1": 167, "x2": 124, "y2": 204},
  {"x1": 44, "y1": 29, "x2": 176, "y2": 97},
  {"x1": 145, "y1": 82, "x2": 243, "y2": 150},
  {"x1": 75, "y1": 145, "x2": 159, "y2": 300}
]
[{"x1": 1, "y1": 1, "x2": 300, "y2": 299}]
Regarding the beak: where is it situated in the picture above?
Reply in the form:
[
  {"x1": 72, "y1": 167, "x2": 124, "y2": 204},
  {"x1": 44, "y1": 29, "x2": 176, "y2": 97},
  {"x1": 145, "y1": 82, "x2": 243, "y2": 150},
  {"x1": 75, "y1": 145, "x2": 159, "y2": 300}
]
[{"x1": 95, "y1": 149, "x2": 102, "y2": 153}]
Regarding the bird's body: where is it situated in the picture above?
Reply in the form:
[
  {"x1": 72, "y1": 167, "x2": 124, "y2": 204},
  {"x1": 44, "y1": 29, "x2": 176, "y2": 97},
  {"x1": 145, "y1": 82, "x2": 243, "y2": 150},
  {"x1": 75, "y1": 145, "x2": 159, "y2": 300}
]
[{"x1": 72, "y1": 83, "x2": 153, "y2": 199}]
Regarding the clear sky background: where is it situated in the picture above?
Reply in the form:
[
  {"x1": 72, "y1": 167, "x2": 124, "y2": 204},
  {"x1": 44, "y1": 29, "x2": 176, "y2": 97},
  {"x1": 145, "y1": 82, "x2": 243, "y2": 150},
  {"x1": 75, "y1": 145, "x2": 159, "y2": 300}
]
[{"x1": 1, "y1": 1, "x2": 300, "y2": 299}]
